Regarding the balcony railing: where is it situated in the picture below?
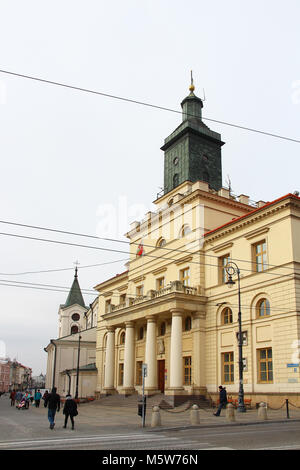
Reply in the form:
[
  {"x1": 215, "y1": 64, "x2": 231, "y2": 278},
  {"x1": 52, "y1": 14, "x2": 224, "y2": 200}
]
[{"x1": 107, "y1": 281, "x2": 198, "y2": 313}]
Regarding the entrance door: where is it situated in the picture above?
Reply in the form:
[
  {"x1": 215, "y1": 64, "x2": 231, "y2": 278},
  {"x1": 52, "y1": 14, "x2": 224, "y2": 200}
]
[{"x1": 157, "y1": 360, "x2": 165, "y2": 393}]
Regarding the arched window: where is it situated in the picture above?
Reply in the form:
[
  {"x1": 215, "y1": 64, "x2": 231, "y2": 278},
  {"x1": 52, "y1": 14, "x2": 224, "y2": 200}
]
[
  {"x1": 156, "y1": 237, "x2": 166, "y2": 248},
  {"x1": 180, "y1": 224, "x2": 192, "y2": 238},
  {"x1": 71, "y1": 325, "x2": 79, "y2": 335},
  {"x1": 257, "y1": 299, "x2": 270, "y2": 318},
  {"x1": 173, "y1": 173, "x2": 179, "y2": 188},
  {"x1": 120, "y1": 331, "x2": 126, "y2": 345},
  {"x1": 184, "y1": 316, "x2": 192, "y2": 331},
  {"x1": 221, "y1": 307, "x2": 233, "y2": 325},
  {"x1": 160, "y1": 322, "x2": 166, "y2": 336}
]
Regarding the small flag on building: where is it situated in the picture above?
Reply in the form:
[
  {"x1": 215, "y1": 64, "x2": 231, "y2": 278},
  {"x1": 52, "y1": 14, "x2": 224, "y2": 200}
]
[{"x1": 137, "y1": 241, "x2": 144, "y2": 257}]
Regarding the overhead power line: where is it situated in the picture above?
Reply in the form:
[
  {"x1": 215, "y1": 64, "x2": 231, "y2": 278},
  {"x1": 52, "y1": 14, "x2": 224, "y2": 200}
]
[
  {"x1": 0, "y1": 229, "x2": 298, "y2": 282},
  {"x1": 0, "y1": 281, "x2": 97, "y2": 296},
  {"x1": 0, "y1": 257, "x2": 128, "y2": 276},
  {"x1": 0, "y1": 279, "x2": 294, "y2": 314},
  {"x1": 0, "y1": 278, "x2": 95, "y2": 294},
  {"x1": 0, "y1": 218, "x2": 299, "y2": 277},
  {"x1": 0, "y1": 69, "x2": 299, "y2": 144}
]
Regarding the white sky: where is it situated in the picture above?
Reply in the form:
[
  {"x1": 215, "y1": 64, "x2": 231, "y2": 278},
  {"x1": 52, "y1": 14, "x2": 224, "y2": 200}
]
[{"x1": 0, "y1": 0, "x2": 299, "y2": 375}]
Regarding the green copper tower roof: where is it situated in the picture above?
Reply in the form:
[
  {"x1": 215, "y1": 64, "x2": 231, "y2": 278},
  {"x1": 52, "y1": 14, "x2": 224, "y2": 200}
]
[
  {"x1": 64, "y1": 268, "x2": 86, "y2": 308},
  {"x1": 161, "y1": 72, "x2": 224, "y2": 195}
]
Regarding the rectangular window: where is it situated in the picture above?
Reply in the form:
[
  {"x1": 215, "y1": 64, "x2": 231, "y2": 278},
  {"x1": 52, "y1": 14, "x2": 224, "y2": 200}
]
[
  {"x1": 258, "y1": 348, "x2": 273, "y2": 383},
  {"x1": 156, "y1": 277, "x2": 165, "y2": 291},
  {"x1": 105, "y1": 299, "x2": 111, "y2": 313},
  {"x1": 118, "y1": 363, "x2": 124, "y2": 386},
  {"x1": 253, "y1": 240, "x2": 267, "y2": 272},
  {"x1": 180, "y1": 267, "x2": 190, "y2": 286},
  {"x1": 222, "y1": 352, "x2": 234, "y2": 384},
  {"x1": 219, "y1": 254, "x2": 230, "y2": 284},
  {"x1": 183, "y1": 356, "x2": 192, "y2": 385},
  {"x1": 136, "y1": 361, "x2": 143, "y2": 385},
  {"x1": 136, "y1": 285, "x2": 144, "y2": 296},
  {"x1": 120, "y1": 294, "x2": 126, "y2": 305}
]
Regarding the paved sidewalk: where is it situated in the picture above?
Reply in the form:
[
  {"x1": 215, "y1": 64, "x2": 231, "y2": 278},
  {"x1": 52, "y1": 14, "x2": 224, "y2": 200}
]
[
  {"x1": 1, "y1": 393, "x2": 300, "y2": 439},
  {"x1": 74, "y1": 395, "x2": 300, "y2": 431}
]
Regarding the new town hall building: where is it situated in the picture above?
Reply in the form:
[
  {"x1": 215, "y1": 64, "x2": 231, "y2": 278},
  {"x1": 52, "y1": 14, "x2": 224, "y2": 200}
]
[
  {"x1": 46, "y1": 81, "x2": 300, "y2": 407},
  {"x1": 94, "y1": 82, "x2": 300, "y2": 407}
]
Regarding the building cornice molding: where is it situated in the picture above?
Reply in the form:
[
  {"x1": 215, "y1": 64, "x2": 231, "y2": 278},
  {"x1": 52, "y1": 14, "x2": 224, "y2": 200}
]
[
  {"x1": 244, "y1": 227, "x2": 270, "y2": 240},
  {"x1": 204, "y1": 199, "x2": 293, "y2": 244}
]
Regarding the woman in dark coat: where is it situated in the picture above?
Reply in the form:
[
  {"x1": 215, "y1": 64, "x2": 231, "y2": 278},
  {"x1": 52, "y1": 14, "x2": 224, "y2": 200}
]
[{"x1": 63, "y1": 394, "x2": 78, "y2": 429}]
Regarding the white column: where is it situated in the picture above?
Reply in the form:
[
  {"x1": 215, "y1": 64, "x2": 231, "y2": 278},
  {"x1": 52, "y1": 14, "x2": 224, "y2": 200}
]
[
  {"x1": 191, "y1": 311, "x2": 206, "y2": 395},
  {"x1": 169, "y1": 309, "x2": 184, "y2": 390},
  {"x1": 123, "y1": 321, "x2": 135, "y2": 393},
  {"x1": 104, "y1": 327, "x2": 115, "y2": 393},
  {"x1": 145, "y1": 315, "x2": 158, "y2": 392}
]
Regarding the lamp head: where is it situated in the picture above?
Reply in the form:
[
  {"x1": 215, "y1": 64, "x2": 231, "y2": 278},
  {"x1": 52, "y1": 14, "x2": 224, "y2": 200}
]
[{"x1": 226, "y1": 274, "x2": 236, "y2": 288}]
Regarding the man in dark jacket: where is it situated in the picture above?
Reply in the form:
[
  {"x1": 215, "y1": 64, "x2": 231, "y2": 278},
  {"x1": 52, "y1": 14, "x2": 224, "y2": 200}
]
[
  {"x1": 214, "y1": 385, "x2": 227, "y2": 416},
  {"x1": 63, "y1": 394, "x2": 78, "y2": 430},
  {"x1": 44, "y1": 387, "x2": 60, "y2": 429}
]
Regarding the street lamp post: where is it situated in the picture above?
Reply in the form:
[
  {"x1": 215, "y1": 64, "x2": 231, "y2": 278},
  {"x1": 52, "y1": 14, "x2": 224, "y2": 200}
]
[
  {"x1": 75, "y1": 335, "x2": 82, "y2": 400},
  {"x1": 225, "y1": 261, "x2": 246, "y2": 413}
]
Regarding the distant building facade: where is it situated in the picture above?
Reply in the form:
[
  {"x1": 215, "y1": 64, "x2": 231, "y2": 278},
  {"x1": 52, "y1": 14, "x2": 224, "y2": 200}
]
[
  {"x1": 8, "y1": 361, "x2": 32, "y2": 391},
  {"x1": 0, "y1": 361, "x2": 10, "y2": 392},
  {"x1": 44, "y1": 269, "x2": 98, "y2": 398}
]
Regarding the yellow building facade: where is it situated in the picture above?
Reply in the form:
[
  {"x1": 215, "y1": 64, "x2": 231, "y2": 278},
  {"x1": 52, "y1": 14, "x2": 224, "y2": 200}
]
[{"x1": 94, "y1": 85, "x2": 300, "y2": 407}]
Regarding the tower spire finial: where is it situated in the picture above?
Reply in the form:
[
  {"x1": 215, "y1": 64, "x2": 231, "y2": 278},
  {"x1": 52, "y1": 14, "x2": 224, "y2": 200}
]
[
  {"x1": 189, "y1": 70, "x2": 195, "y2": 93},
  {"x1": 74, "y1": 260, "x2": 80, "y2": 278}
]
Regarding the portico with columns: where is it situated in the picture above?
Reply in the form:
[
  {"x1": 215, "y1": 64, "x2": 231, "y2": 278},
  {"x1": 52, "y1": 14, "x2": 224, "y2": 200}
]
[{"x1": 95, "y1": 272, "x2": 208, "y2": 404}]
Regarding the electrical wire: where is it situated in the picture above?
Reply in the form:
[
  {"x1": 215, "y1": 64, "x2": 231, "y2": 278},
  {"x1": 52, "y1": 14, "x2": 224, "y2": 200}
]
[
  {"x1": 0, "y1": 281, "x2": 97, "y2": 296},
  {"x1": 0, "y1": 279, "x2": 295, "y2": 314},
  {"x1": 0, "y1": 218, "x2": 299, "y2": 277},
  {"x1": 0, "y1": 229, "x2": 298, "y2": 282},
  {"x1": 0, "y1": 278, "x2": 95, "y2": 294},
  {"x1": 0, "y1": 257, "x2": 128, "y2": 276},
  {"x1": 0, "y1": 69, "x2": 299, "y2": 144}
]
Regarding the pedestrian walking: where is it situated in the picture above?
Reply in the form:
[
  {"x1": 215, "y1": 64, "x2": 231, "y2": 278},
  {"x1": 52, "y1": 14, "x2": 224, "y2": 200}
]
[
  {"x1": 44, "y1": 387, "x2": 60, "y2": 429},
  {"x1": 42, "y1": 390, "x2": 49, "y2": 407},
  {"x1": 23, "y1": 391, "x2": 31, "y2": 409},
  {"x1": 213, "y1": 385, "x2": 228, "y2": 416},
  {"x1": 10, "y1": 390, "x2": 16, "y2": 406},
  {"x1": 15, "y1": 390, "x2": 23, "y2": 405},
  {"x1": 63, "y1": 394, "x2": 78, "y2": 430},
  {"x1": 34, "y1": 389, "x2": 42, "y2": 408}
]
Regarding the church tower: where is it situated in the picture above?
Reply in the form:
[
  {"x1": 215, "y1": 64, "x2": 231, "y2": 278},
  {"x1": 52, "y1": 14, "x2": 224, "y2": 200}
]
[
  {"x1": 161, "y1": 74, "x2": 224, "y2": 194},
  {"x1": 58, "y1": 267, "x2": 88, "y2": 337}
]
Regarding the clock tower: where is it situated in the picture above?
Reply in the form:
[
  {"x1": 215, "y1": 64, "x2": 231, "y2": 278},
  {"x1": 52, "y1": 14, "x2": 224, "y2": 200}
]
[{"x1": 161, "y1": 76, "x2": 224, "y2": 194}]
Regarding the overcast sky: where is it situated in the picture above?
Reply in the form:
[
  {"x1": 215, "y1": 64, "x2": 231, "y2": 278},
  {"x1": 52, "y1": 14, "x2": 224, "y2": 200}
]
[{"x1": 0, "y1": 0, "x2": 299, "y2": 375}]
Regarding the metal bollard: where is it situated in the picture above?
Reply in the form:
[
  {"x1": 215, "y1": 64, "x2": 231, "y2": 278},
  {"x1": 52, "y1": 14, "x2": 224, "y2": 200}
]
[
  {"x1": 226, "y1": 403, "x2": 236, "y2": 422},
  {"x1": 190, "y1": 404, "x2": 200, "y2": 425},
  {"x1": 286, "y1": 399, "x2": 290, "y2": 419},
  {"x1": 151, "y1": 405, "x2": 161, "y2": 427},
  {"x1": 258, "y1": 402, "x2": 268, "y2": 420}
]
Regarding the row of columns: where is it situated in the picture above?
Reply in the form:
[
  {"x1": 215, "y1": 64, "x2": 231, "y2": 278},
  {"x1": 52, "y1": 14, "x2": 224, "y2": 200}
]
[{"x1": 103, "y1": 309, "x2": 204, "y2": 394}]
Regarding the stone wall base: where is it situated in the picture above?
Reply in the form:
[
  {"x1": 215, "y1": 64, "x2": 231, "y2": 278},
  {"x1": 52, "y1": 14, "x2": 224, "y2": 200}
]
[{"x1": 208, "y1": 392, "x2": 300, "y2": 409}]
